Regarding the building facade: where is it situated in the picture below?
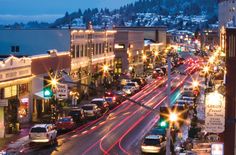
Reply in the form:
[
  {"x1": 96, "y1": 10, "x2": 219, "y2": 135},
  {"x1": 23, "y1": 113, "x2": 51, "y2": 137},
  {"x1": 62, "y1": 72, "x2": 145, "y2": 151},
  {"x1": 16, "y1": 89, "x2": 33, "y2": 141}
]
[
  {"x1": 225, "y1": 27, "x2": 236, "y2": 155},
  {"x1": 0, "y1": 29, "x2": 70, "y2": 57},
  {"x1": 219, "y1": 0, "x2": 236, "y2": 29},
  {"x1": 114, "y1": 30, "x2": 144, "y2": 76},
  {"x1": 114, "y1": 26, "x2": 167, "y2": 50},
  {"x1": 31, "y1": 51, "x2": 71, "y2": 122},
  {"x1": 70, "y1": 29, "x2": 116, "y2": 90},
  {"x1": 0, "y1": 56, "x2": 33, "y2": 136}
]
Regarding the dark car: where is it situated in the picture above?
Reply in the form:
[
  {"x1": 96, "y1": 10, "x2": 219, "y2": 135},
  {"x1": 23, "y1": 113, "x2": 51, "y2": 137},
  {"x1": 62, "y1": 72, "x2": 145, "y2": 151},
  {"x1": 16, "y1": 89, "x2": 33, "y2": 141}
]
[
  {"x1": 104, "y1": 91, "x2": 119, "y2": 108},
  {"x1": 131, "y1": 78, "x2": 146, "y2": 88},
  {"x1": 91, "y1": 98, "x2": 109, "y2": 113},
  {"x1": 68, "y1": 108, "x2": 85, "y2": 124},
  {"x1": 149, "y1": 127, "x2": 166, "y2": 137}
]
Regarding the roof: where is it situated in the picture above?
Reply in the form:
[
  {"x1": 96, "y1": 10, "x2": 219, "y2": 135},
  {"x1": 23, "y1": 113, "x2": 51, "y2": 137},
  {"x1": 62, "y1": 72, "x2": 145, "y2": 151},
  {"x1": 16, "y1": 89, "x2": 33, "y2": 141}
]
[
  {"x1": 145, "y1": 135, "x2": 163, "y2": 139},
  {"x1": 32, "y1": 124, "x2": 51, "y2": 128},
  {"x1": 91, "y1": 98, "x2": 106, "y2": 102},
  {"x1": 82, "y1": 104, "x2": 97, "y2": 107}
]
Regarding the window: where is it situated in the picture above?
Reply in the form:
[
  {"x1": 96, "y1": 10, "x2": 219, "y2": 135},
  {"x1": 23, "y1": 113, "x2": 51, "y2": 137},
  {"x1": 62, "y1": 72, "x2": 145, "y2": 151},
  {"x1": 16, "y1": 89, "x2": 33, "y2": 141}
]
[
  {"x1": 99, "y1": 43, "x2": 102, "y2": 54},
  {"x1": 76, "y1": 45, "x2": 80, "y2": 57},
  {"x1": 81, "y1": 45, "x2": 84, "y2": 57},
  {"x1": 4, "y1": 85, "x2": 17, "y2": 98},
  {"x1": 11, "y1": 46, "x2": 20, "y2": 52},
  {"x1": 85, "y1": 44, "x2": 88, "y2": 57},
  {"x1": 96, "y1": 44, "x2": 99, "y2": 55}
]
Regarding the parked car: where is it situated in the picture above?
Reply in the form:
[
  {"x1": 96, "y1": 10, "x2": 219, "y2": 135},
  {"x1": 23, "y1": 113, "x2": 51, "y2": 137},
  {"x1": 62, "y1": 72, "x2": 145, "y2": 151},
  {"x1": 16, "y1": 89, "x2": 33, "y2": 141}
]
[
  {"x1": 29, "y1": 124, "x2": 57, "y2": 144},
  {"x1": 152, "y1": 68, "x2": 165, "y2": 79},
  {"x1": 149, "y1": 127, "x2": 166, "y2": 138},
  {"x1": 181, "y1": 91, "x2": 196, "y2": 101},
  {"x1": 131, "y1": 77, "x2": 146, "y2": 88},
  {"x1": 56, "y1": 116, "x2": 76, "y2": 132},
  {"x1": 91, "y1": 98, "x2": 109, "y2": 113},
  {"x1": 126, "y1": 82, "x2": 140, "y2": 91},
  {"x1": 141, "y1": 135, "x2": 166, "y2": 154},
  {"x1": 81, "y1": 104, "x2": 102, "y2": 118},
  {"x1": 104, "y1": 91, "x2": 119, "y2": 108},
  {"x1": 68, "y1": 108, "x2": 85, "y2": 124},
  {"x1": 113, "y1": 90, "x2": 127, "y2": 103},
  {"x1": 122, "y1": 85, "x2": 136, "y2": 95}
]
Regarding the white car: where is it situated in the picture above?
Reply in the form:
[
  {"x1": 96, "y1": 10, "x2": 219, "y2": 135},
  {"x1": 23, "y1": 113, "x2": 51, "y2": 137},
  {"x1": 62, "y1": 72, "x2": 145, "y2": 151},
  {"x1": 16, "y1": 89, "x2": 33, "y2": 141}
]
[
  {"x1": 141, "y1": 135, "x2": 166, "y2": 153},
  {"x1": 122, "y1": 85, "x2": 136, "y2": 95},
  {"x1": 29, "y1": 124, "x2": 57, "y2": 144},
  {"x1": 82, "y1": 104, "x2": 102, "y2": 118}
]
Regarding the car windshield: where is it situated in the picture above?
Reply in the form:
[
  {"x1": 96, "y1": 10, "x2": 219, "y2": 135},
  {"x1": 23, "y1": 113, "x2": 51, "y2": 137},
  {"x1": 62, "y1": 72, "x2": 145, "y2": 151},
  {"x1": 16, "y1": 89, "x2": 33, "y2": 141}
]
[
  {"x1": 182, "y1": 92, "x2": 194, "y2": 97},
  {"x1": 150, "y1": 128, "x2": 166, "y2": 135},
  {"x1": 58, "y1": 118, "x2": 71, "y2": 122},
  {"x1": 31, "y1": 127, "x2": 47, "y2": 133},
  {"x1": 91, "y1": 101, "x2": 104, "y2": 107},
  {"x1": 82, "y1": 106, "x2": 93, "y2": 110},
  {"x1": 143, "y1": 138, "x2": 161, "y2": 146},
  {"x1": 126, "y1": 83, "x2": 135, "y2": 87},
  {"x1": 69, "y1": 110, "x2": 81, "y2": 115}
]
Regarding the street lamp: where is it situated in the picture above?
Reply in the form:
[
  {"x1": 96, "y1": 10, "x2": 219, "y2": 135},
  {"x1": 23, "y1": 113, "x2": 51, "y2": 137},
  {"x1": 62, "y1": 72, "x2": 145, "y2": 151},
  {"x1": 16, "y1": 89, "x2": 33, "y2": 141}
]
[
  {"x1": 142, "y1": 54, "x2": 147, "y2": 61},
  {"x1": 192, "y1": 81, "x2": 199, "y2": 88},
  {"x1": 103, "y1": 64, "x2": 109, "y2": 73},
  {"x1": 203, "y1": 66, "x2": 209, "y2": 74},
  {"x1": 169, "y1": 112, "x2": 178, "y2": 122},
  {"x1": 51, "y1": 78, "x2": 58, "y2": 87}
]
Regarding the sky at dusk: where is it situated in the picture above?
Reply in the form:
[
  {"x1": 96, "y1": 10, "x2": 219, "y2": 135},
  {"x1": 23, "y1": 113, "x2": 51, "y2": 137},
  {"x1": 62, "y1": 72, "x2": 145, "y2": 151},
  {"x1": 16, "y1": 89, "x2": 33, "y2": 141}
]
[{"x1": 0, "y1": 0, "x2": 137, "y2": 24}]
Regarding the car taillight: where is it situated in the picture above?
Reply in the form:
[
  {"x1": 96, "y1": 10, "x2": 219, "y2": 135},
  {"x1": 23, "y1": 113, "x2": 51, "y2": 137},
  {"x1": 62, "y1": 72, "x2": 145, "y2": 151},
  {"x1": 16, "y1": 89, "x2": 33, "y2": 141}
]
[{"x1": 113, "y1": 97, "x2": 116, "y2": 101}]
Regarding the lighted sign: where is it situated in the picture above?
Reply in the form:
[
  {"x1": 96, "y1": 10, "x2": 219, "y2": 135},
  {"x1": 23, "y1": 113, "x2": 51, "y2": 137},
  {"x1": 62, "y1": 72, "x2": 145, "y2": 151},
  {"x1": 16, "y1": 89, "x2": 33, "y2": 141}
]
[
  {"x1": 114, "y1": 44, "x2": 125, "y2": 49},
  {"x1": 211, "y1": 143, "x2": 224, "y2": 155},
  {"x1": 205, "y1": 92, "x2": 225, "y2": 133},
  {"x1": 21, "y1": 98, "x2": 29, "y2": 103}
]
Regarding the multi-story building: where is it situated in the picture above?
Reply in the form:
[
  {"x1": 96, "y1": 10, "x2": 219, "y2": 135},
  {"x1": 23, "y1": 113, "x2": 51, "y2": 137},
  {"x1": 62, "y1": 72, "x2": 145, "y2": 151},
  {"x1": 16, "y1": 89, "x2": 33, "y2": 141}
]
[
  {"x1": 114, "y1": 30, "x2": 144, "y2": 75},
  {"x1": 225, "y1": 27, "x2": 236, "y2": 155},
  {"x1": 114, "y1": 26, "x2": 167, "y2": 50},
  {"x1": 0, "y1": 56, "x2": 32, "y2": 136},
  {"x1": 70, "y1": 29, "x2": 116, "y2": 89},
  {"x1": 219, "y1": 0, "x2": 236, "y2": 29},
  {"x1": 200, "y1": 29, "x2": 219, "y2": 50}
]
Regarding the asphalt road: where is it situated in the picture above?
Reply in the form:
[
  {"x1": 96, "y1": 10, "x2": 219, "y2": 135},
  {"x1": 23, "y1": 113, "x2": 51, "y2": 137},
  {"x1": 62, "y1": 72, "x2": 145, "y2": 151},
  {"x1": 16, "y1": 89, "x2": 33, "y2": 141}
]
[{"x1": 21, "y1": 63, "x2": 197, "y2": 155}]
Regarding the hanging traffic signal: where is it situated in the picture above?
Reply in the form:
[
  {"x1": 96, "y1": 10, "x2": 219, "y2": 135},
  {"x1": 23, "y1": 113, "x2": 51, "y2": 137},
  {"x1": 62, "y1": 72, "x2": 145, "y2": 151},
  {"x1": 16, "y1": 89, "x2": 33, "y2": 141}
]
[
  {"x1": 43, "y1": 87, "x2": 53, "y2": 98},
  {"x1": 158, "y1": 118, "x2": 169, "y2": 128}
]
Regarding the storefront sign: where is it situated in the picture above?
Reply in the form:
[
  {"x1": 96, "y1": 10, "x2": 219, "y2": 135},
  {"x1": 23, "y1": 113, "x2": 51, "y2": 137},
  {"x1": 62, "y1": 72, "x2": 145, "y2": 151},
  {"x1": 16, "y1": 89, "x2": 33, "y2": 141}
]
[
  {"x1": 0, "y1": 99, "x2": 8, "y2": 107},
  {"x1": 205, "y1": 92, "x2": 225, "y2": 133},
  {"x1": 56, "y1": 84, "x2": 68, "y2": 99},
  {"x1": 211, "y1": 143, "x2": 224, "y2": 155}
]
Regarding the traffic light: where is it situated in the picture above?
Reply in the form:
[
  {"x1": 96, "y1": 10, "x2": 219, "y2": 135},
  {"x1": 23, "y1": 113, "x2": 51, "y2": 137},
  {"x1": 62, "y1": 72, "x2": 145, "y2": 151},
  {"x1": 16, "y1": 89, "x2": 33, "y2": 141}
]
[
  {"x1": 158, "y1": 118, "x2": 169, "y2": 128},
  {"x1": 43, "y1": 87, "x2": 53, "y2": 98}
]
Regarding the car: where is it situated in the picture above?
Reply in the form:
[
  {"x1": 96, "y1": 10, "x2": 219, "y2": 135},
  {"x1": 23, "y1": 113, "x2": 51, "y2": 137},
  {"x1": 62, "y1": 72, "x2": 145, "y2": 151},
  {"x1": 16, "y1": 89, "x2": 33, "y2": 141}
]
[
  {"x1": 81, "y1": 104, "x2": 102, "y2": 118},
  {"x1": 113, "y1": 90, "x2": 127, "y2": 103},
  {"x1": 104, "y1": 91, "x2": 118, "y2": 106},
  {"x1": 29, "y1": 124, "x2": 57, "y2": 144},
  {"x1": 152, "y1": 68, "x2": 165, "y2": 79},
  {"x1": 126, "y1": 82, "x2": 140, "y2": 91},
  {"x1": 122, "y1": 85, "x2": 136, "y2": 95},
  {"x1": 91, "y1": 98, "x2": 109, "y2": 113},
  {"x1": 56, "y1": 116, "x2": 76, "y2": 132},
  {"x1": 68, "y1": 108, "x2": 85, "y2": 124},
  {"x1": 181, "y1": 91, "x2": 196, "y2": 101},
  {"x1": 131, "y1": 77, "x2": 146, "y2": 87},
  {"x1": 149, "y1": 127, "x2": 166, "y2": 137},
  {"x1": 141, "y1": 135, "x2": 166, "y2": 154}
]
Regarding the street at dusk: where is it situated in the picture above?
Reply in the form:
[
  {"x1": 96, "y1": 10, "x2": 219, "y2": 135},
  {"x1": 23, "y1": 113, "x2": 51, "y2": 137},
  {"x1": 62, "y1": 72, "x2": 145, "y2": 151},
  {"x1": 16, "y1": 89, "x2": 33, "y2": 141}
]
[{"x1": 0, "y1": 0, "x2": 232, "y2": 155}]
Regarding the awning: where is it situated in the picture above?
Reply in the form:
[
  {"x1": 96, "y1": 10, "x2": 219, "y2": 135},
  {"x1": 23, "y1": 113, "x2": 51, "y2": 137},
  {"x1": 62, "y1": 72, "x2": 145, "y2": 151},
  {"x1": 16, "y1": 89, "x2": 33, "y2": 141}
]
[{"x1": 34, "y1": 91, "x2": 51, "y2": 100}]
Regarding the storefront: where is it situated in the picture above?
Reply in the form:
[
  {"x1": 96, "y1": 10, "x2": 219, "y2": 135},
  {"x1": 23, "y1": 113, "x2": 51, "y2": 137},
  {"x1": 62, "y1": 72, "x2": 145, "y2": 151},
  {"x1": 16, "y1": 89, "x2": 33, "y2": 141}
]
[{"x1": 0, "y1": 56, "x2": 33, "y2": 132}]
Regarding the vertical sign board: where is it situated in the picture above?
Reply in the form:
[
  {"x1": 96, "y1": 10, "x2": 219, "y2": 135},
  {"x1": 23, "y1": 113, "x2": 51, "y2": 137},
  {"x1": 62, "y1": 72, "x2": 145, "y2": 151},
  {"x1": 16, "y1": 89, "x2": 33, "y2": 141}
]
[
  {"x1": 0, "y1": 99, "x2": 8, "y2": 138},
  {"x1": 205, "y1": 92, "x2": 225, "y2": 133},
  {"x1": 56, "y1": 84, "x2": 68, "y2": 99}
]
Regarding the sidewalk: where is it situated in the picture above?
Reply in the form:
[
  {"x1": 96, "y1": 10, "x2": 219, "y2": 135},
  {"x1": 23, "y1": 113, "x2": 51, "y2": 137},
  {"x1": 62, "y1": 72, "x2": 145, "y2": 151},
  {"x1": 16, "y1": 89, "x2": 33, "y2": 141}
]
[{"x1": 0, "y1": 124, "x2": 32, "y2": 151}]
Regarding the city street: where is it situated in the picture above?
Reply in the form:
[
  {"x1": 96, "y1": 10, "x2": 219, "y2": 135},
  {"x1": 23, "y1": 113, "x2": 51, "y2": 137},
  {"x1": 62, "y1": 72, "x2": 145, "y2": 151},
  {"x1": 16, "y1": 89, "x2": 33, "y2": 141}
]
[{"x1": 19, "y1": 66, "x2": 195, "y2": 155}]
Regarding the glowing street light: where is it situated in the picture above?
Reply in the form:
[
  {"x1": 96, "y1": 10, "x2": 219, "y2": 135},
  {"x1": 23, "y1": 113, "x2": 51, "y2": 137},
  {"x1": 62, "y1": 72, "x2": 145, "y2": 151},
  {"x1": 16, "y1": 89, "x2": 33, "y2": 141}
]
[
  {"x1": 209, "y1": 56, "x2": 215, "y2": 64},
  {"x1": 142, "y1": 54, "x2": 147, "y2": 61},
  {"x1": 169, "y1": 112, "x2": 178, "y2": 122},
  {"x1": 103, "y1": 64, "x2": 109, "y2": 72},
  {"x1": 203, "y1": 66, "x2": 209, "y2": 73},
  {"x1": 51, "y1": 78, "x2": 58, "y2": 87},
  {"x1": 192, "y1": 81, "x2": 199, "y2": 88},
  {"x1": 154, "y1": 51, "x2": 159, "y2": 57}
]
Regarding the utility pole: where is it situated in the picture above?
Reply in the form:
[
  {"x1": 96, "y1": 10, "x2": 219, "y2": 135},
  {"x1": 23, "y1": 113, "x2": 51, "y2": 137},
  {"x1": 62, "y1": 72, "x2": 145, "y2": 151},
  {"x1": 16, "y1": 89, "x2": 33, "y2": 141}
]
[
  {"x1": 87, "y1": 22, "x2": 93, "y2": 86},
  {"x1": 166, "y1": 55, "x2": 172, "y2": 155}
]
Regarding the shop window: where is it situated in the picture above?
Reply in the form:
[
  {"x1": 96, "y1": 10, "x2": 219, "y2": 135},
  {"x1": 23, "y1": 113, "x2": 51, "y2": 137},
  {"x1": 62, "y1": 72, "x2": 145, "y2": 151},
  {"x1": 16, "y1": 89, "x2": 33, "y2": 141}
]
[
  {"x1": 19, "y1": 97, "x2": 29, "y2": 119},
  {"x1": 19, "y1": 83, "x2": 29, "y2": 95},
  {"x1": 76, "y1": 45, "x2": 80, "y2": 58},
  {"x1": 4, "y1": 85, "x2": 17, "y2": 98}
]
